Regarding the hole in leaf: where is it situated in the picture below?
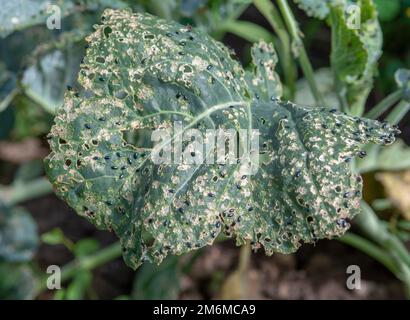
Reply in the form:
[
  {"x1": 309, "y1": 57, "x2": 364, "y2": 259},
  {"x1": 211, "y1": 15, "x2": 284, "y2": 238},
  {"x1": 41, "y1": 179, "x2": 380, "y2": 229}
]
[
  {"x1": 115, "y1": 90, "x2": 128, "y2": 100},
  {"x1": 104, "y1": 26, "x2": 112, "y2": 37},
  {"x1": 144, "y1": 33, "x2": 155, "y2": 40}
]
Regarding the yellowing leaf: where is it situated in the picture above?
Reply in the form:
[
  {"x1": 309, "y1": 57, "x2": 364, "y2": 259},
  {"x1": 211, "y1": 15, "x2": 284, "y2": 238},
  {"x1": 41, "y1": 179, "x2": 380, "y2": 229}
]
[{"x1": 377, "y1": 171, "x2": 410, "y2": 220}]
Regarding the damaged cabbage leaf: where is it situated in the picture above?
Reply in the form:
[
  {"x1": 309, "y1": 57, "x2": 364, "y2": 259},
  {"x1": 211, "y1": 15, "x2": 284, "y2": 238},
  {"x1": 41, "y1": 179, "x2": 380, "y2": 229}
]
[
  {"x1": 330, "y1": 0, "x2": 382, "y2": 115},
  {"x1": 245, "y1": 41, "x2": 283, "y2": 100},
  {"x1": 45, "y1": 10, "x2": 398, "y2": 269}
]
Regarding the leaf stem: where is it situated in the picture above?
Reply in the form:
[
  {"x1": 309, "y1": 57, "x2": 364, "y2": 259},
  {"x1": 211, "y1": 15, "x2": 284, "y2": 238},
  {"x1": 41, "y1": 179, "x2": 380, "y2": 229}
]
[
  {"x1": 219, "y1": 20, "x2": 276, "y2": 43},
  {"x1": 358, "y1": 201, "x2": 410, "y2": 267},
  {"x1": 365, "y1": 89, "x2": 402, "y2": 119},
  {"x1": 353, "y1": 201, "x2": 410, "y2": 295},
  {"x1": 0, "y1": 178, "x2": 53, "y2": 205},
  {"x1": 386, "y1": 100, "x2": 410, "y2": 125},
  {"x1": 276, "y1": 0, "x2": 325, "y2": 106},
  {"x1": 0, "y1": 88, "x2": 19, "y2": 112},
  {"x1": 238, "y1": 241, "x2": 251, "y2": 274},
  {"x1": 339, "y1": 232, "x2": 398, "y2": 275}
]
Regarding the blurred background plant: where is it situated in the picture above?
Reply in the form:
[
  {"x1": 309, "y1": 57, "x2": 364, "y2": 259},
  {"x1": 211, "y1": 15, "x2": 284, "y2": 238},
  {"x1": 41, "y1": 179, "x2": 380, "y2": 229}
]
[{"x1": 0, "y1": 0, "x2": 409, "y2": 300}]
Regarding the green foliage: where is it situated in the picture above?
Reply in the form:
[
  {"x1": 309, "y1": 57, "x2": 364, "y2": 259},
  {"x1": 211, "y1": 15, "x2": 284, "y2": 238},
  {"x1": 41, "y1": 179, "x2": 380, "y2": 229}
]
[
  {"x1": 0, "y1": 263, "x2": 37, "y2": 299},
  {"x1": 55, "y1": 269, "x2": 93, "y2": 300},
  {"x1": 0, "y1": 0, "x2": 407, "y2": 300},
  {"x1": 246, "y1": 42, "x2": 283, "y2": 99},
  {"x1": 0, "y1": 202, "x2": 38, "y2": 262},
  {"x1": 374, "y1": 0, "x2": 401, "y2": 22},
  {"x1": 45, "y1": 10, "x2": 398, "y2": 269},
  {"x1": 0, "y1": 201, "x2": 38, "y2": 299},
  {"x1": 132, "y1": 256, "x2": 180, "y2": 299},
  {"x1": 13, "y1": 160, "x2": 45, "y2": 184}
]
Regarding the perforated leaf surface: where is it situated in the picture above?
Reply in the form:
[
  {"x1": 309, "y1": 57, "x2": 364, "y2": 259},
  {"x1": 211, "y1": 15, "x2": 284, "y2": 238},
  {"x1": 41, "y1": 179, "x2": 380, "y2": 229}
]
[
  {"x1": 45, "y1": 10, "x2": 398, "y2": 269},
  {"x1": 293, "y1": 0, "x2": 334, "y2": 19}
]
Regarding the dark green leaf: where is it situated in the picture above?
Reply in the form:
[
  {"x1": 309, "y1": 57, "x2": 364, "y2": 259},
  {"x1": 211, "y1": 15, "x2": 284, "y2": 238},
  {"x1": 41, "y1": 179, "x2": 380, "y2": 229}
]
[
  {"x1": 65, "y1": 269, "x2": 93, "y2": 300},
  {"x1": 356, "y1": 139, "x2": 410, "y2": 173},
  {"x1": 295, "y1": 0, "x2": 382, "y2": 115},
  {"x1": 73, "y1": 238, "x2": 100, "y2": 257},
  {"x1": 0, "y1": 63, "x2": 17, "y2": 139}
]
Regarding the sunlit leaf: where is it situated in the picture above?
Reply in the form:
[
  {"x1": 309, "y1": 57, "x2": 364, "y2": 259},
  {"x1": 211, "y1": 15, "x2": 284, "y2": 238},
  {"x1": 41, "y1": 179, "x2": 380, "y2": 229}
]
[
  {"x1": 294, "y1": 0, "x2": 382, "y2": 115},
  {"x1": 73, "y1": 238, "x2": 100, "y2": 257},
  {"x1": 374, "y1": 0, "x2": 400, "y2": 22},
  {"x1": 132, "y1": 255, "x2": 180, "y2": 299},
  {"x1": 0, "y1": 64, "x2": 16, "y2": 139}
]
